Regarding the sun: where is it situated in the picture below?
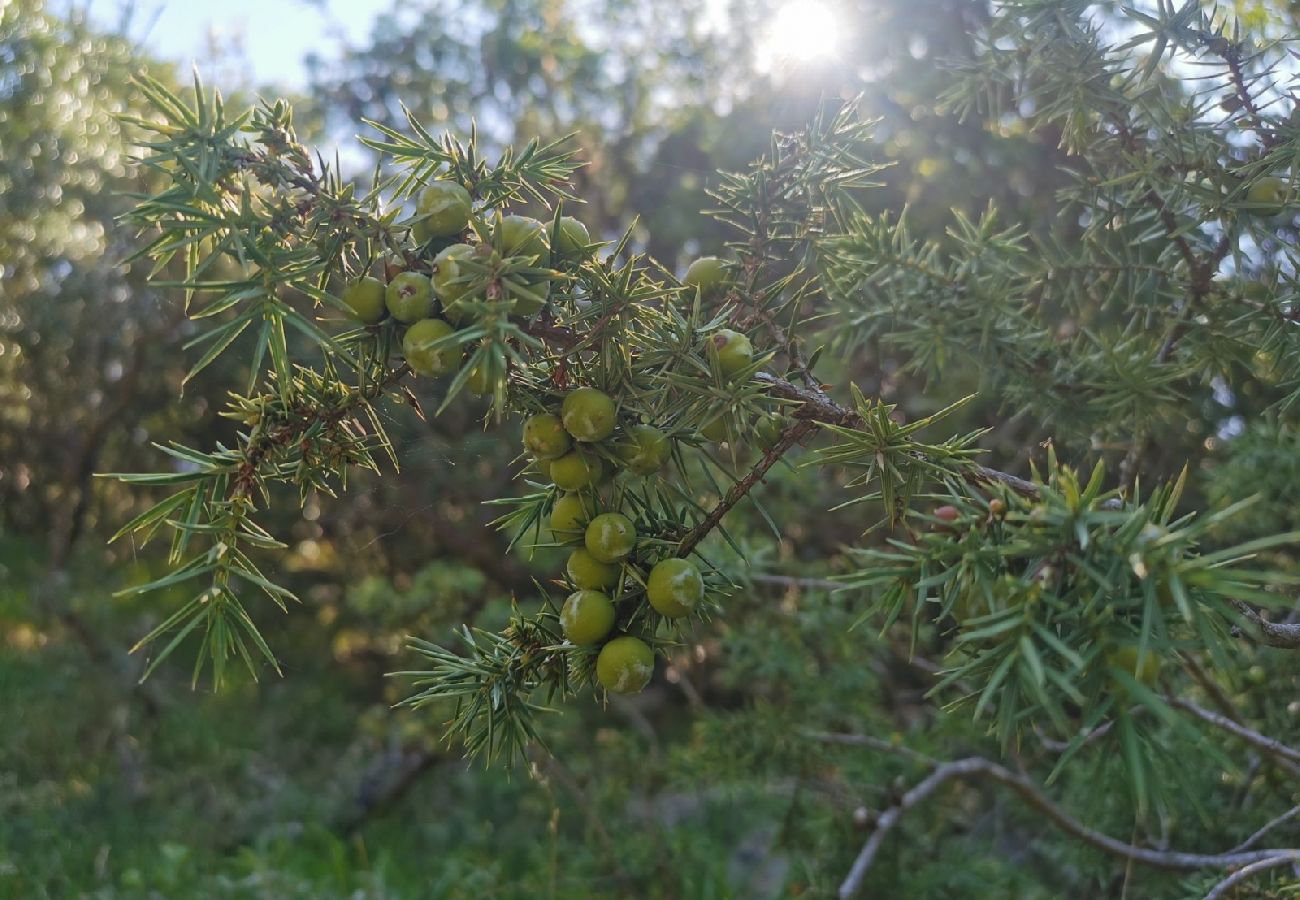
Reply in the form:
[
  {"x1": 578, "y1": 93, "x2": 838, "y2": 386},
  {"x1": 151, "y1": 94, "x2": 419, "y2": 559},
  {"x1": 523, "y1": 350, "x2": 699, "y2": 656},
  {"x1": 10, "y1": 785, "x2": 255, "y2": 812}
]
[{"x1": 758, "y1": 0, "x2": 843, "y2": 71}]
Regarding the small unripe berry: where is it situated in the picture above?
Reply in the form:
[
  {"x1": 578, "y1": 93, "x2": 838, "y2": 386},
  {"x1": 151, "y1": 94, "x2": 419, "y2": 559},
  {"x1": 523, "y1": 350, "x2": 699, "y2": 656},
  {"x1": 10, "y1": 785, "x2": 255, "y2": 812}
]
[
  {"x1": 432, "y1": 243, "x2": 476, "y2": 322},
  {"x1": 554, "y1": 216, "x2": 591, "y2": 258},
  {"x1": 402, "y1": 319, "x2": 460, "y2": 376},
  {"x1": 341, "y1": 276, "x2": 386, "y2": 324},
  {"x1": 707, "y1": 329, "x2": 754, "y2": 378},
  {"x1": 416, "y1": 180, "x2": 472, "y2": 237},
  {"x1": 646, "y1": 558, "x2": 704, "y2": 618},
  {"x1": 988, "y1": 498, "x2": 1006, "y2": 517},
  {"x1": 585, "y1": 512, "x2": 636, "y2": 564},
  {"x1": 500, "y1": 215, "x2": 548, "y2": 260},
  {"x1": 684, "y1": 256, "x2": 727, "y2": 298},
  {"x1": 466, "y1": 361, "x2": 493, "y2": 396},
  {"x1": 933, "y1": 505, "x2": 961, "y2": 524},
  {"x1": 562, "y1": 387, "x2": 617, "y2": 442},
  {"x1": 566, "y1": 547, "x2": 620, "y2": 590},
  {"x1": 511, "y1": 286, "x2": 549, "y2": 318},
  {"x1": 523, "y1": 413, "x2": 572, "y2": 460},
  {"x1": 550, "y1": 450, "x2": 602, "y2": 491},
  {"x1": 596, "y1": 635, "x2": 654, "y2": 694},
  {"x1": 754, "y1": 412, "x2": 785, "y2": 450},
  {"x1": 1246, "y1": 175, "x2": 1289, "y2": 217},
  {"x1": 560, "y1": 590, "x2": 616, "y2": 645},
  {"x1": 614, "y1": 424, "x2": 671, "y2": 475},
  {"x1": 550, "y1": 492, "x2": 588, "y2": 542},
  {"x1": 1105, "y1": 645, "x2": 1162, "y2": 685},
  {"x1": 700, "y1": 413, "x2": 733, "y2": 443},
  {"x1": 385, "y1": 272, "x2": 435, "y2": 323}
]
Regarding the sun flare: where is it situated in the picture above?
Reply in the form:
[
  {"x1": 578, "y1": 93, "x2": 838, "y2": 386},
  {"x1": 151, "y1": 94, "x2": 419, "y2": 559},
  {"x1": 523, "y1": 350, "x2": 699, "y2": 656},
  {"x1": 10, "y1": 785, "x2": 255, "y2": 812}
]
[{"x1": 759, "y1": 0, "x2": 843, "y2": 70}]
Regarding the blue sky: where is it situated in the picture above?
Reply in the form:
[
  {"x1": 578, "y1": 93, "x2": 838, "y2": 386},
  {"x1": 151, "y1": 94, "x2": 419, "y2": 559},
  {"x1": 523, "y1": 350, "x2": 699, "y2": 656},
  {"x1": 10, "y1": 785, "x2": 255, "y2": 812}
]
[{"x1": 77, "y1": 0, "x2": 382, "y2": 88}]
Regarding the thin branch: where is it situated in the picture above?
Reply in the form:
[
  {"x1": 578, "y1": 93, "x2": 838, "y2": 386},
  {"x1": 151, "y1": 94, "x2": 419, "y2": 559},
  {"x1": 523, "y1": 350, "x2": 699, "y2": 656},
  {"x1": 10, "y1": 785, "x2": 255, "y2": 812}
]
[
  {"x1": 836, "y1": 755, "x2": 1300, "y2": 899},
  {"x1": 1108, "y1": 119, "x2": 1233, "y2": 492},
  {"x1": 526, "y1": 321, "x2": 1039, "y2": 502},
  {"x1": 803, "y1": 730, "x2": 937, "y2": 766},
  {"x1": 1035, "y1": 719, "x2": 1117, "y2": 754},
  {"x1": 1180, "y1": 652, "x2": 1247, "y2": 726},
  {"x1": 337, "y1": 748, "x2": 440, "y2": 836},
  {"x1": 1214, "y1": 37, "x2": 1279, "y2": 152},
  {"x1": 752, "y1": 573, "x2": 843, "y2": 591},
  {"x1": 1230, "y1": 806, "x2": 1300, "y2": 854},
  {"x1": 1170, "y1": 697, "x2": 1300, "y2": 768},
  {"x1": 1230, "y1": 600, "x2": 1300, "y2": 650},
  {"x1": 676, "y1": 418, "x2": 817, "y2": 556},
  {"x1": 1201, "y1": 852, "x2": 1300, "y2": 900},
  {"x1": 753, "y1": 371, "x2": 1041, "y2": 497}
]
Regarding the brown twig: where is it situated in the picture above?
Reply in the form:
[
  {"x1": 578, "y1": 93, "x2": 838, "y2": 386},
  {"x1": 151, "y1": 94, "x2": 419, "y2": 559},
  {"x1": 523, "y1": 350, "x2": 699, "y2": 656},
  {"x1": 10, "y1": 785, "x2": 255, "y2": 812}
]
[
  {"x1": 1216, "y1": 38, "x2": 1279, "y2": 152},
  {"x1": 1230, "y1": 600, "x2": 1300, "y2": 650},
  {"x1": 523, "y1": 317, "x2": 1040, "y2": 500},
  {"x1": 836, "y1": 756, "x2": 1300, "y2": 899},
  {"x1": 802, "y1": 730, "x2": 937, "y2": 767},
  {"x1": 1201, "y1": 851, "x2": 1300, "y2": 900},
  {"x1": 1170, "y1": 697, "x2": 1300, "y2": 770},
  {"x1": 676, "y1": 419, "x2": 817, "y2": 557},
  {"x1": 337, "y1": 748, "x2": 441, "y2": 836},
  {"x1": 1178, "y1": 653, "x2": 1252, "y2": 734},
  {"x1": 1109, "y1": 116, "x2": 1235, "y2": 491},
  {"x1": 1229, "y1": 806, "x2": 1300, "y2": 854},
  {"x1": 1034, "y1": 719, "x2": 1117, "y2": 754}
]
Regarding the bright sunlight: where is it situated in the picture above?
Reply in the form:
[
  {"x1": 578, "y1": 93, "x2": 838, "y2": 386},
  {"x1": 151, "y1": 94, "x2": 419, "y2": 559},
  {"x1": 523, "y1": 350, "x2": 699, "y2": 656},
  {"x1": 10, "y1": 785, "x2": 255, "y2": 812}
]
[{"x1": 757, "y1": 0, "x2": 843, "y2": 71}]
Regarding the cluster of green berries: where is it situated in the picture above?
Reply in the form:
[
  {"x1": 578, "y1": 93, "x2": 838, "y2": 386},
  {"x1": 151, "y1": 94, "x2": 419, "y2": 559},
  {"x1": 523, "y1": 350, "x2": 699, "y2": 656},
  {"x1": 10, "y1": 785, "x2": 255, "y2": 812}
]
[
  {"x1": 339, "y1": 179, "x2": 595, "y2": 384},
  {"x1": 348, "y1": 240, "x2": 767, "y2": 696},
  {"x1": 523, "y1": 386, "x2": 710, "y2": 695}
]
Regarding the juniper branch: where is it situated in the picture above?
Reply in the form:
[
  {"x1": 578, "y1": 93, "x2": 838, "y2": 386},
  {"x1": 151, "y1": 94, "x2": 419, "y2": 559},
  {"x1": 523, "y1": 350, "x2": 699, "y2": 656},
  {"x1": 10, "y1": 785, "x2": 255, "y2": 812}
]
[{"x1": 232, "y1": 362, "x2": 411, "y2": 498}]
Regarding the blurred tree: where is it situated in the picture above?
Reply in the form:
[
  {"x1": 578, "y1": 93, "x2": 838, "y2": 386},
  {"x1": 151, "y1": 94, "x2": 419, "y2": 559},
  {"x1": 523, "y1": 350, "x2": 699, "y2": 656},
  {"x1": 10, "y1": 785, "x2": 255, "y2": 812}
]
[
  {"x1": 0, "y1": 0, "x2": 176, "y2": 548},
  {"x1": 306, "y1": 0, "x2": 1071, "y2": 261}
]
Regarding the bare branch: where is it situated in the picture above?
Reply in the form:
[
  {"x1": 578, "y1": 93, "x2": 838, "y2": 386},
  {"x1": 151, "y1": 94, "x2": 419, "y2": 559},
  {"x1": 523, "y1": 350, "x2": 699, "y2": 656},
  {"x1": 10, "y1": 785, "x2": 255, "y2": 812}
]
[
  {"x1": 751, "y1": 573, "x2": 843, "y2": 591},
  {"x1": 836, "y1": 756, "x2": 1300, "y2": 899},
  {"x1": 1034, "y1": 719, "x2": 1117, "y2": 754},
  {"x1": 1213, "y1": 37, "x2": 1279, "y2": 152},
  {"x1": 1231, "y1": 600, "x2": 1300, "y2": 650},
  {"x1": 1230, "y1": 806, "x2": 1300, "y2": 854},
  {"x1": 803, "y1": 730, "x2": 938, "y2": 767},
  {"x1": 676, "y1": 419, "x2": 816, "y2": 557},
  {"x1": 1201, "y1": 852, "x2": 1300, "y2": 900},
  {"x1": 1170, "y1": 697, "x2": 1300, "y2": 769}
]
